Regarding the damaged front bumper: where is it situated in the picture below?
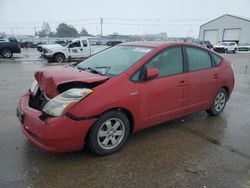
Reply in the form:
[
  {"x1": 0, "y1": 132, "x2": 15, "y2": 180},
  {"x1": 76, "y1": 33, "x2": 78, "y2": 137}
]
[{"x1": 17, "y1": 93, "x2": 95, "y2": 153}]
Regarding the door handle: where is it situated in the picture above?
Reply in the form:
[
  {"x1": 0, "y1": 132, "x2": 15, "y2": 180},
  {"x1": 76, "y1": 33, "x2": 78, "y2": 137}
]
[
  {"x1": 213, "y1": 74, "x2": 219, "y2": 79},
  {"x1": 178, "y1": 80, "x2": 187, "y2": 86}
]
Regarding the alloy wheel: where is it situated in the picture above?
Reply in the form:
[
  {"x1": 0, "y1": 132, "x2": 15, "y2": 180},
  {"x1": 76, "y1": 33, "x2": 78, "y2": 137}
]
[
  {"x1": 214, "y1": 91, "x2": 226, "y2": 112},
  {"x1": 97, "y1": 118, "x2": 125, "y2": 150}
]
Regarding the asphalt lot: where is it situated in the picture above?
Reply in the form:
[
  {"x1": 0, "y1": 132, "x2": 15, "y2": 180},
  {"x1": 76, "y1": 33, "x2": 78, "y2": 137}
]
[{"x1": 0, "y1": 49, "x2": 250, "y2": 188}]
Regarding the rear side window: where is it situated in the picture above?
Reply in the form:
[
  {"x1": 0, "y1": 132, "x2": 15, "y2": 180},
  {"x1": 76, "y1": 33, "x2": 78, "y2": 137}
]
[
  {"x1": 186, "y1": 47, "x2": 212, "y2": 71},
  {"x1": 211, "y1": 53, "x2": 222, "y2": 66}
]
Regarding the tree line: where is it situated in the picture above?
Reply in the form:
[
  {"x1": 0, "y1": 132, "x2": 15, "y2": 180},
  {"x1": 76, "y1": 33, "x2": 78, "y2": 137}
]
[{"x1": 36, "y1": 22, "x2": 92, "y2": 38}]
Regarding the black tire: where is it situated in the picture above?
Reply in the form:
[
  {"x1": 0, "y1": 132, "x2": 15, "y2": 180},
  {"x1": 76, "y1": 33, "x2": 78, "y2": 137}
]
[
  {"x1": 87, "y1": 110, "x2": 130, "y2": 155},
  {"x1": 207, "y1": 88, "x2": 228, "y2": 116},
  {"x1": 225, "y1": 49, "x2": 228, "y2": 54},
  {"x1": 233, "y1": 48, "x2": 237, "y2": 53},
  {"x1": 1, "y1": 48, "x2": 13, "y2": 58},
  {"x1": 54, "y1": 53, "x2": 65, "y2": 63}
]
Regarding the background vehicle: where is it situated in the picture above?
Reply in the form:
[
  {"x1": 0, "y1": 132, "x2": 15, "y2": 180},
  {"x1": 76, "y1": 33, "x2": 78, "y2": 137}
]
[
  {"x1": 194, "y1": 40, "x2": 213, "y2": 49},
  {"x1": 106, "y1": 41, "x2": 122, "y2": 46},
  {"x1": 17, "y1": 41, "x2": 234, "y2": 155},
  {"x1": 213, "y1": 42, "x2": 237, "y2": 53},
  {"x1": 41, "y1": 37, "x2": 107, "y2": 63},
  {"x1": 237, "y1": 43, "x2": 250, "y2": 52},
  {"x1": 20, "y1": 41, "x2": 40, "y2": 48},
  {"x1": 37, "y1": 40, "x2": 69, "y2": 52},
  {"x1": 0, "y1": 38, "x2": 21, "y2": 58}
]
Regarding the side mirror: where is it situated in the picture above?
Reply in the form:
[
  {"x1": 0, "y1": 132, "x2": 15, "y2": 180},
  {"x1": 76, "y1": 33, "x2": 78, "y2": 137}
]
[{"x1": 146, "y1": 68, "x2": 159, "y2": 80}]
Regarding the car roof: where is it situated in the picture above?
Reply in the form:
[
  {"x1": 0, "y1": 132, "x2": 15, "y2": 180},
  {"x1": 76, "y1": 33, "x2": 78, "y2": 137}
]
[
  {"x1": 120, "y1": 41, "x2": 201, "y2": 48},
  {"x1": 220, "y1": 41, "x2": 236, "y2": 43}
]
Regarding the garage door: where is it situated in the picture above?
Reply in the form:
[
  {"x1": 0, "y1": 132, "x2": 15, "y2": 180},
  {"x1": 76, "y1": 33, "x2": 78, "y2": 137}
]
[
  {"x1": 203, "y1": 30, "x2": 218, "y2": 45},
  {"x1": 223, "y1": 28, "x2": 241, "y2": 42}
]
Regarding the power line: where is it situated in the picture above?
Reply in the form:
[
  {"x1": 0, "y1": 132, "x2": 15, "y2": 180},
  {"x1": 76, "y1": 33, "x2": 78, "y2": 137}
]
[
  {"x1": 104, "y1": 22, "x2": 202, "y2": 27},
  {"x1": 0, "y1": 18, "x2": 99, "y2": 25},
  {"x1": 103, "y1": 17, "x2": 210, "y2": 22}
]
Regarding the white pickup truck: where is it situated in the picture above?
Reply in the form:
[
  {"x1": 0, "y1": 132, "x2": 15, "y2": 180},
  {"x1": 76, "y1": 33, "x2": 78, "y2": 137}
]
[{"x1": 42, "y1": 37, "x2": 107, "y2": 63}]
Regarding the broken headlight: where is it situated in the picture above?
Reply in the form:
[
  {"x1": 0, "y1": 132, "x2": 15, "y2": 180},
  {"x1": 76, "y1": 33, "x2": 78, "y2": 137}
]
[
  {"x1": 42, "y1": 88, "x2": 93, "y2": 117},
  {"x1": 29, "y1": 80, "x2": 38, "y2": 94}
]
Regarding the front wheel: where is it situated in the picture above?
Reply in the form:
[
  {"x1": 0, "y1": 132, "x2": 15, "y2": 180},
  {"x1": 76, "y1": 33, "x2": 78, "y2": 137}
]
[
  {"x1": 207, "y1": 88, "x2": 227, "y2": 116},
  {"x1": 54, "y1": 53, "x2": 65, "y2": 63},
  {"x1": 87, "y1": 111, "x2": 130, "y2": 155}
]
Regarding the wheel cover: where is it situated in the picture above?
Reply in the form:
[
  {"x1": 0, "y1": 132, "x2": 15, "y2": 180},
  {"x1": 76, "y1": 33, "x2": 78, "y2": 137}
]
[
  {"x1": 214, "y1": 92, "x2": 226, "y2": 112},
  {"x1": 97, "y1": 118, "x2": 125, "y2": 150},
  {"x1": 56, "y1": 55, "x2": 63, "y2": 63},
  {"x1": 3, "y1": 50, "x2": 11, "y2": 57}
]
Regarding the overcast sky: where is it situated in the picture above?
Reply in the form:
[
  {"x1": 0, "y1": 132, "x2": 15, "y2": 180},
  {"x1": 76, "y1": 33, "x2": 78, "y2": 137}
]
[{"x1": 0, "y1": 0, "x2": 250, "y2": 37}]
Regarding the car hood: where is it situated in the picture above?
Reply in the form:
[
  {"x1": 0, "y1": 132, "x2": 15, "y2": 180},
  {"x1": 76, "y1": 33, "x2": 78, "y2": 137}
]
[
  {"x1": 44, "y1": 44, "x2": 65, "y2": 50},
  {"x1": 34, "y1": 66, "x2": 110, "y2": 98}
]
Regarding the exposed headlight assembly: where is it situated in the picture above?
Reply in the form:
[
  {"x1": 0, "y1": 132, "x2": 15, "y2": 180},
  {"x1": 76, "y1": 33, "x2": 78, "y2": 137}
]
[
  {"x1": 29, "y1": 80, "x2": 38, "y2": 94},
  {"x1": 43, "y1": 88, "x2": 93, "y2": 117}
]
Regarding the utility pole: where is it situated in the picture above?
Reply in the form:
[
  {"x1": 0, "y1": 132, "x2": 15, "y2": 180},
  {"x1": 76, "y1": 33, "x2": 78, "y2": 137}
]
[
  {"x1": 34, "y1": 26, "x2": 37, "y2": 36},
  {"x1": 10, "y1": 27, "x2": 14, "y2": 36},
  {"x1": 100, "y1": 18, "x2": 103, "y2": 37}
]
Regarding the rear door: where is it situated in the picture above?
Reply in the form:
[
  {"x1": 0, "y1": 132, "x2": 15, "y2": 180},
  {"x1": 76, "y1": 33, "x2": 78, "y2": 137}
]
[
  {"x1": 184, "y1": 47, "x2": 218, "y2": 114},
  {"x1": 81, "y1": 40, "x2": 91, "y2": 57},
  {"x1": 138, "y1": 46, "x2": 187, "y2": 127}
]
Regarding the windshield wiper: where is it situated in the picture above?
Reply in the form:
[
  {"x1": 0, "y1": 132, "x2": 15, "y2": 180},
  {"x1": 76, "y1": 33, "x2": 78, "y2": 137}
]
[
  {"x1": 78, "y1": 67, "x2": 103, "y2": 75},
  {"x1": 94, "y1": 66, "x2": 111, "y2": 74}
]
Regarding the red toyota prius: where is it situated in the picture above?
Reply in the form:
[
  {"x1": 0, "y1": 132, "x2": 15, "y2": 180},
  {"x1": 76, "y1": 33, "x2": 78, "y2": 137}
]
[{"x1": 17, "y1": 41, "x2": 234, "y2": 155}]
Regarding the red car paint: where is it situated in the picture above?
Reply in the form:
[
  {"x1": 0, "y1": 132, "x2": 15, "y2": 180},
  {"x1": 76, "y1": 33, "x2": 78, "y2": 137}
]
[
  {"x1": 17, "y1": 41, "x2": 234, "y2": 153},
  {"x1": 35, "y1": 66, "x2": 109, "y2": 98}
]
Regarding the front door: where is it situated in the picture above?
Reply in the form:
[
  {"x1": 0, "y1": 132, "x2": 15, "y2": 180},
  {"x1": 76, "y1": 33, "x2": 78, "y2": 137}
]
[
  {"x1": 139, "y1": 47, "x2": 187, "y2": 127},
  {"x1": 68, "y1": 40, "x2": 84, "y2": 58}
]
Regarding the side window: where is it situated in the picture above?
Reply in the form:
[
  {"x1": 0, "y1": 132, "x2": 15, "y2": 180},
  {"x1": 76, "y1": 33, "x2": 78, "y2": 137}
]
[
  {"x1": 68, "y1": 41, "x2": 80, "y2": 48},
  {"x1": 211, "y1": 53, "x2": 222, "y2": 66},
  {"x1": 186, "y1": 47, "x2": 212, "y2": 71},
  {"x1": 82, "y1": 40, "x2": 88, "y2": 47},
  {"x1": 131, "y1": 70, "x2": 141, "y2": 81},
  {"x1": 146, "y1": 47, "x2": 183, "y2": 77}
]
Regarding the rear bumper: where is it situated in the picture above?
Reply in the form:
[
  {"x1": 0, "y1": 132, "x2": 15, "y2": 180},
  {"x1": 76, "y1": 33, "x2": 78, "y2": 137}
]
[{"x1": 17, "y1": 93, "x2": 95, "y2": 153}]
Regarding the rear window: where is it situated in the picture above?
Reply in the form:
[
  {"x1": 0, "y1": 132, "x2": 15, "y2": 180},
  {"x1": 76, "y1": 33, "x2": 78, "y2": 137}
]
[{"x1": 211, "y1": 53, "x2": 222, "y2": 66}]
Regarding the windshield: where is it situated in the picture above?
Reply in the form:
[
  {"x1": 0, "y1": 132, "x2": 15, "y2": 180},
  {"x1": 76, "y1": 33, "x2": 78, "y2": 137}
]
[{"x1": 77, "y1": 45, "x2": 153, "y2": 76}]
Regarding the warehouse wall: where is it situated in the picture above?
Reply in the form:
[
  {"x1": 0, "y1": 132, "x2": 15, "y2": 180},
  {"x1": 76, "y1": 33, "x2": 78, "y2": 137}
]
[{"x1": 199, "y1": 15, "x2": 250, "y2": 44}]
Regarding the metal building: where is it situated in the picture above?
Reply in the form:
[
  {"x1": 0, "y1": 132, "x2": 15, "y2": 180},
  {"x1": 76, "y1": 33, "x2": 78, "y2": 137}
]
[{"x1": 199, "y1": 14, "x2": 250, "y2": 45}]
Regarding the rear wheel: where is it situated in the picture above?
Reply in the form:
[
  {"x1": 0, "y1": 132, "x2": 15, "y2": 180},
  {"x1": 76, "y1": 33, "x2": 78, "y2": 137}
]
[
  {"x1": 87, "y1": 110, "x2": 130, "y2": 155},
  {"x1": 207, "y1": 88, "x2": 227, "y2": 116},
  {"x1": 233, "y1": 48, "x2": 237, "y2": 53},
  {"x1": 1, "y1": 48, "x2": 13, "y2": 58},
  {"x1": 54, "y1": 53, "x2": 65, "y2": 63},
  {"x1": 225, "y1": 49, "x2": 228, "y2": 54}
]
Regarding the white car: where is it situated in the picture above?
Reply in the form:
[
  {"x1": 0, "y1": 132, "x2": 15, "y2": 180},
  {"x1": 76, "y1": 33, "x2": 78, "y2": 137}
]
[
  {"x1": 213, "y1": 42, "x2": 237, "y2": 53},
  {"x1": 237, "y1": 43, "x2": 250, "y2": 52}
]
